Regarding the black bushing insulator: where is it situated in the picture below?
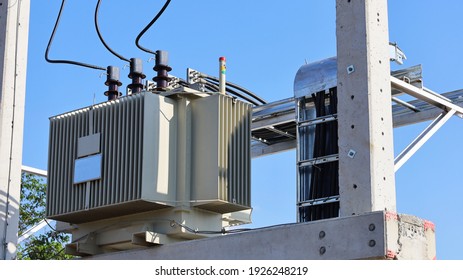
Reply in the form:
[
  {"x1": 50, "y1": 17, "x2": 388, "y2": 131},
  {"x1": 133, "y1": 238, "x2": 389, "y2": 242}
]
[
  {"x1": 153, "y1": 50, "x2": 172, "y2": 90},
  {"x1": 128, "y1": 58, "x2": 146, "y2": 94},
  {"x1": 104, "y1": 66, "x2": 122, "y2": 100},
  {"x1": 128, "y1": 58, "x2": 145, "y2": 78}
]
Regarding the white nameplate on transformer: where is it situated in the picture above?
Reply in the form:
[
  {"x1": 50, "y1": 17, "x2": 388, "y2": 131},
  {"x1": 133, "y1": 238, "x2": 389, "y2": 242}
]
[{"x1": 73, "y1": 154, "x2": 102, "y2": 184}]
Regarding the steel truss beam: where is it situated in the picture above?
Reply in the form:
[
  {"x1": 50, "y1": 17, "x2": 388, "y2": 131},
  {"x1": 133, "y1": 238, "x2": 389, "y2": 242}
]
[{"x1": 251, "y1": 84, "x2": 463, "y2": 159}]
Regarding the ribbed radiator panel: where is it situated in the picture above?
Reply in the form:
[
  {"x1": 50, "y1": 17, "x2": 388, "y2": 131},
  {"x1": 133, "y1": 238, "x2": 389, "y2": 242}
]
[
  {"x1": 92, "y1": 95, "x2": 145, "y2": 207},
  {"x1": 221, "y1": 95, "x2": 251, "y2": 208},
  {"x1": 191, "y1": 94, "x2": 252, "y2": 213},
  {"x1": 47, "y1": 107, "x2": 90, "y2": 217},
  {"x1": 47, "y1": 93, "x2": 174, "y2": 223}
]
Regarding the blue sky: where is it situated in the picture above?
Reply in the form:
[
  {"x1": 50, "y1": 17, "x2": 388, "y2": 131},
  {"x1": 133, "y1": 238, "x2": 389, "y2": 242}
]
[{"x1": 22, "y1": 1, "x2": 463, "y2": 259}]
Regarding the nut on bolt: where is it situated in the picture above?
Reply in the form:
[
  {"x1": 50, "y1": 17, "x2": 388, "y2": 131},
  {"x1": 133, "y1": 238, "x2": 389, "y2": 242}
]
[
  {"x1": 348, "y1": 149, "x2": 356, "y2": 159},
  {"x1": 319, "y1": 246, "x2": 326, "y2": 255},
  {"x1": 347, "y1": 65, "x2": 355, "y2": 74}
]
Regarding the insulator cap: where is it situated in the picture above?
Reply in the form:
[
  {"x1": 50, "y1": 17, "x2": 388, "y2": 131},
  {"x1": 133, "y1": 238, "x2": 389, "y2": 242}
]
[
  {"x1": 153, "y1": 50, "x2": 172, "y2": 72},
  {"x1": 105, "y1": 66, "x2": 122, "y2": 86},
  {"x1": 128, "y1": 58, "x2": 146, "y2": 79}
]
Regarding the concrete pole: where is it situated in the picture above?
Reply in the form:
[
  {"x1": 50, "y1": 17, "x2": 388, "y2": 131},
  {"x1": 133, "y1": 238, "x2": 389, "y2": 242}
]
[
  {"x1": 336, "y1": 0, "x2": 396, "y2": 216},
  {"x1": 0, "y1": 0, "x2": 30, "y2": 259}
]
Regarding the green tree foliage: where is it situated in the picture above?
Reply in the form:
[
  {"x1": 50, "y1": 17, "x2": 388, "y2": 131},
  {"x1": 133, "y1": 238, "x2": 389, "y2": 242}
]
[{"x1": 17, "y1": 173, "x2": 72, "y2": 260}]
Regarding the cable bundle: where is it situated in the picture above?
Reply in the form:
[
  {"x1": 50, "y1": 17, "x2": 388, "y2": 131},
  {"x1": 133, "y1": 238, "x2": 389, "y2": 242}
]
[
  {"x1": 301, "y1": 88, "x2": 339, "y2": 221},
  {"x1": 201, "y1": 74, "x2": 267, "y2": 106}
]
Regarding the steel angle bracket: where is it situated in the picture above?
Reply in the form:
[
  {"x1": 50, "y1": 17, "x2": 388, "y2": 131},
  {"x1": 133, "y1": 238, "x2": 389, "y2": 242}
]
[
  {"x1": 391, "y1": 76, "x2": 463, "y2": 117},
  {"x1": 394, "y1": 109, "x2": 456, "y2": 172},
  {"x1": 391, "y1": 76, "x2": 463, "y2": 172},
  {"x1": 389, "y1": 42, "x2": 407, "y2": 65}
]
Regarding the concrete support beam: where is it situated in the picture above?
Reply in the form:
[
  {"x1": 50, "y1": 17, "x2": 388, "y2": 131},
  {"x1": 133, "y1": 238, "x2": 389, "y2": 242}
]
[
  {"x1": 84, "y1": 211, "x2": 435, "y2": 260},
  {"x1": 0, "y1": 0, "x2": 30, "y2": 259},
  {"x1": 336, "y1": 0, "x2": 396, "y2": 216}
]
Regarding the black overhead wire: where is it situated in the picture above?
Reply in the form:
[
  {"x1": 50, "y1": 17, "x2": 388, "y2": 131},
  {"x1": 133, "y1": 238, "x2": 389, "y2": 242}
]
[
  {"x1": 69, "y1": 218, "x2": 305, "y2": 248},
  {"x1": 204, "y1": 81, "x2": 219, "y2": 92},
  {"x1": 44, "y1": 218, "x2": 58, "y2": 232},
  {"x1": 170, "y1": 220, "x2": 307, "y2": 235},
  {"x1": 203, "y1": 75, "x2": 268, "y2": 105},
  {"x1": 95, "y1": 0, "x2": 130, "y2": 62},
  {"x1": 204, "y1": 79, "x2": 261, "y2": 106},
  {"x1": 45, "y1": 0, "x2": 106, "y2": 71},
  {"x1": 135, "y1": 0, "x2": 172, "y2": 55}
]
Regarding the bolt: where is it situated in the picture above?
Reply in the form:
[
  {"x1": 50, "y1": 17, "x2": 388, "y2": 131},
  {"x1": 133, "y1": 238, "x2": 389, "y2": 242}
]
[
  {"x1": 369, "y1": 240, "x2": 376, "y2": 247},
  {"x1": 319, "y1": 246, "x2": 326, "y2": 255},
  {"x1": 369, "y1": 224, "x2": 376, "y2": 231},
  {"x1": 319, "y1": 231, "x2": 326, "y2": 239},
  {"x1": 348, "y1": 149, "x2": 356, "y2": 159},
  {"x1": 347, "y1": 65, "x2": 355, "y2": 74}
]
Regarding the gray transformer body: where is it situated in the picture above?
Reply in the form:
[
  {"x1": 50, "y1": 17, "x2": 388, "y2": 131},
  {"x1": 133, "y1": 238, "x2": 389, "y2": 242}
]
[{"x1": 46, "y1": 90, "x2": 252, "y2": 255}]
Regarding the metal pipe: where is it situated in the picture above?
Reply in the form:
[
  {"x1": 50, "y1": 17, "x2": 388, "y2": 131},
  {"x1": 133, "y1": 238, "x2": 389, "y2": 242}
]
[
  {"x1": 391, "y1": 96, "x2": 420, "y2": 112},
  {"x1": 17, "y1": 219, "x2": 48, "y2": 243},
  {"x1": 219, "y1": 57, "x2": 226, "y2": 95},
  {"x1": 21, "y1": 165, "x2": 47, "y2": 177}
]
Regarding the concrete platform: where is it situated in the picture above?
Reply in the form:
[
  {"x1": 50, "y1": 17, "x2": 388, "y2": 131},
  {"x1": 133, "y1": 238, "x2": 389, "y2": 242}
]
[{"x1": 84, "y1": 211, "x2": 435, "y2": 260}]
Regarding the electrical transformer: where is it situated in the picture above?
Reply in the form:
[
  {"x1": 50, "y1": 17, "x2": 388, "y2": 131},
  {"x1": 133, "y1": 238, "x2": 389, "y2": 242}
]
[{"x1": 46, "y1": 89, "x2": 252, "y2": 256}]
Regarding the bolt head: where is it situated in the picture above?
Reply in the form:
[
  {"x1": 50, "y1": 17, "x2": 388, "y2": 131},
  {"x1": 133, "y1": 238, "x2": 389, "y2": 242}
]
[
  {"x1": 347, "y1": 65, "x2": 355, "y2": 74},
  {"x1": 348, "y1": 149, "x2": 357, "y2": 158},
  {"x1": 319, "y1": 246, "x2": 326, "y2": 255}
]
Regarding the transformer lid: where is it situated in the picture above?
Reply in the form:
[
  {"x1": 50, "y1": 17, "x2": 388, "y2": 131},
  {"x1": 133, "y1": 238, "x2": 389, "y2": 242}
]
[{"x1": 294, "y1": 56, "x2": 337, "y2": 99}]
